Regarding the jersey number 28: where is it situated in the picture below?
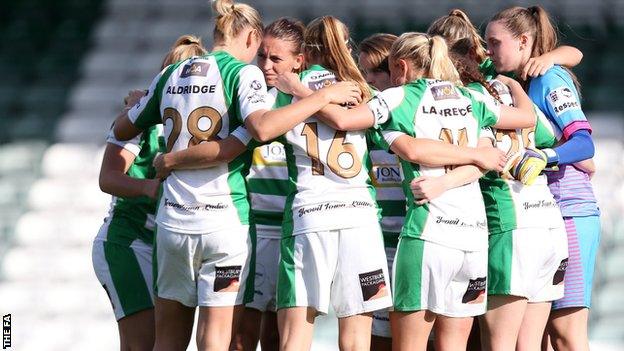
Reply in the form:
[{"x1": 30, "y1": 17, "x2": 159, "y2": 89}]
[{"x1": 163, "y1": 106, "x2": 223, "y2": 151}]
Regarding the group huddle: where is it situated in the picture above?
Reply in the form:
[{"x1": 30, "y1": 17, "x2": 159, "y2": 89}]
[{"x1": 92, "y1": 1, "x2": 600, "y2": 351}]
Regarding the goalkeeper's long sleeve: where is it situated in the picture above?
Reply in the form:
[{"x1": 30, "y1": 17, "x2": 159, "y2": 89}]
[{"x1": 543, "y1": 129, "x2": 594, "y2": 166}]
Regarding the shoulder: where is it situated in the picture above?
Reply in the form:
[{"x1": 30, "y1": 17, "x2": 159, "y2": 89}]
[{"x1": 529, "y1": 65, "x2": 573, "y2": 92}]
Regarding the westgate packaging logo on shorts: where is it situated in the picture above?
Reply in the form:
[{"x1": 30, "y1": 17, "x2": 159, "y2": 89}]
[
  {"x1": 296, "y1": 201, "x2": 375, "y2": 218},
  {"x1": 359, "y1": 269, "x2": 388, "y2": 301},
  {"x1": 214, "y1": 266, "x2": 242, "y2": 292},
  {"x1": 462, "y1": 277, "x2": 486, "y2": 304},
  {"x1": 180, "y1": 62, "x2": 210, "y2": 78},
  {"x1": 553, "y1": 258, "x2": 568, "y2": 285},
  {"x1": 2, "y1": 314, "x2": 10, "y2": 350}
]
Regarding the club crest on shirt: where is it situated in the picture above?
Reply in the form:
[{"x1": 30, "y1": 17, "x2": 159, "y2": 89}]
[
  {"x1": 181, "y1": 62, "x2": 210, "y2": 78},
  {"x1": 431, "y1": 83, "x2": 459, "y2": 100}
]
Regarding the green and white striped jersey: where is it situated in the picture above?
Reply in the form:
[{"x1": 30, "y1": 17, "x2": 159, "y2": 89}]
[
  {"x1": 273, "y1": 65, "x2": 379, "y2": 237},
  {"x1": 470, "y1": 80, "x2": 563, "y2": 234},
  {"x1": 98, "y1": 125, "x2": 164, "y2": 246},
  {"x1": 246, "y1": 89, "x2": 288, "y2": 239},
  {"x1": 367, "y1": 131, "x2": 406, "y2": 249},
  {"x1": 127, "y1": 51, "x2": 272, "y2": 234},
  {"x1": 368, "y1": 79, "x2": 500, "y2": 251},
  {"x1": 247, "y1": 141, "x2": 288, "y2": 238}
]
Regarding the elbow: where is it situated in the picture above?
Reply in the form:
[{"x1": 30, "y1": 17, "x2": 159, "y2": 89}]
[
  {"x1": 249, "y1": 126, "x2": 273, "y2": 143},
  {"x1": 99, "y1": 173, "x2": 112, "y2": 195},
  {"x1": 402, "y1": 147, "x2": 422, "y2": 164}
]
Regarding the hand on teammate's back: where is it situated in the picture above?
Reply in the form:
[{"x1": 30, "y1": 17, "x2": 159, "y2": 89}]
[
  {"x1": 275, "y1": 72, "x2": 303, "y2": 95},
  {"x1": 142, "y1": 178, "x2": 161, "y2": 200},
  {"x1": 321, "y1": 81, "x2": 362, "y2": 106},
  {"x1": 153, "y1": 153, "x2": 171, "y2": 180},
  {"x1": 475, "y1": 146, "x2": 507, "y2": 172},
  {"x1": 410, "y1": 176, "x2": 449, "y2": 204},
  {"x1": 521, "y1": 55, "x2": 554, "y2": 80}
]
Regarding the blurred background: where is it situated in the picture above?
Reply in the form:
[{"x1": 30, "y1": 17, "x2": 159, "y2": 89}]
[{"x1": 0, "y1": 0, "x2": 622, "y2": 350}]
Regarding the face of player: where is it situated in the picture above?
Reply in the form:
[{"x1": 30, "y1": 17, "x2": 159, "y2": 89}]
[
  {"x1": 358, "y1": 52, "x2": 392, "y2": 91},
  {"x1": 485, "y1": 20, "x2": 530, "y2": 74},
  {"x1": 257, "y1": 35, "x2": 303, "y2": 87}
]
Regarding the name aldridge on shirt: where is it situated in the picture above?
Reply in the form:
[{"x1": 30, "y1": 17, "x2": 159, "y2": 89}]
[
  {"x1": 164, "y1": 198, "x2": 228, "y2": 212},
  {"x1": 166, "y1": 85, "x2": 216, "y2": 95}
]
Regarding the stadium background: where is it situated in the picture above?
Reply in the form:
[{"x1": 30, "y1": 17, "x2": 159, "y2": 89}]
[{"x1": 0, "y1": 0, "x2": 622, "y2": 349}]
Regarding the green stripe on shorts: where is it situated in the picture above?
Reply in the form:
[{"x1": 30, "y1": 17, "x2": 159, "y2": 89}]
[
  {"x1": 393, "y1": 237, "x2": 425, "y2": 311},
  {"x1": 277, "y1": 236, "x2": 297, "y2": 309},
  {"x1": 103, "y1": 241, "x2": 153, "y2": 317},
  {"x1": 487, "y1": 230, "x2": 513, "y2": 295}
]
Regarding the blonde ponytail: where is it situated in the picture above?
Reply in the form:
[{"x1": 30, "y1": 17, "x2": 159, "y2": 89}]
[
  {"x1": 211, "y1": 0, "x2": 263, "y2": 44},
  {"x1": 304, "y1": 16, "x2": 372, "y2": 101},
  {"x1": 160, "y1": 34, "x2": 207, "y2": 69},
  {"x1": 390, "y1": 33, "x2": 461, "y2": 85}
]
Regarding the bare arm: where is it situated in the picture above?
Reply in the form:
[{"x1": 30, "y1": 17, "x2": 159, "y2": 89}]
[
  {"x1": 274, "y1": 72, "x2": 371, "y2": 131},
  {"x1": 389, "y1": 135, "x2": 506, "y2": 171},
  {"x1": 153, "y1": 136, "x2": 247, "y2": 178},
  {"x1": 113, "y1": 107, "x2": 143, "y2": 141},
  {"x1": 244, "y1": 82, "x2": 361, "y2": 142},
  {"x1": 522, "y1": 45, "x2": 583, "y2": 79},
  {"x1": 410, "y1": 137, "x2": 492, "y2": 204},
  {"x1": 99, "y1": 144, "x2": 160, "y2": 199},
  {"x1": 573, "y1": 158, "x2": 595, "y2": 179}
]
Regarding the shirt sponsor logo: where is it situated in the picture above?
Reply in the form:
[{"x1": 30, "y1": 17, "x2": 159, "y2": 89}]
[
  {"x1": 435, "y1": 216, "x2": 487, "y2": 230},
  {"x1": 547, "y1": 87, "x2": 580, "y2": 116},
  {"x1": 553, "y1": 258, "x2": 568, "y2": 285},
  {"x1": 359, "y1": 269, "x2": 388, "y2": 301},
  {"x1": 166, "y1": 85, "x2": 216, "y2": 95},
  {"x1": 164, "y1": 198, "x2": 229, "y2": 212},
  {"x1": 308, "y1": 77, "x2": 335, "y2": 91},
  {"x1": 259, "y1": 143, "x2": 286, "y2": 163},
  {"x1": 462, "y1": 277, "x2": 486, "y2": 304},
  {"x1": 181, "y1": 62, "x2": 210, "y2": 78},
  {"x1": 296, "y1": 201, "x2": 376, "y2": 218},
  {"x1": 246, "y1": 91, "x2": 266, "y2": 104},
  {"x1": 431, "y1": 83, "x2": 459, "y2": 100},
  {"x1": 523, "y1": 200, "x2": 559, "y2": 210},
  {"x1": 214, "y1": 265, "x2": 242, "y2": 292},
  {"x1": 421, "y1": 104, "x2": 473, "y2": 117},
  {"x1": 371, "y1": 165, "x2": 402, "y2": 186}
]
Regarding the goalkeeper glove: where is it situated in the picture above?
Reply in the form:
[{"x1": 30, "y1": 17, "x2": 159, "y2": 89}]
[{"x1": 509, "y1": 148, "x2": 548, "y2": 185}]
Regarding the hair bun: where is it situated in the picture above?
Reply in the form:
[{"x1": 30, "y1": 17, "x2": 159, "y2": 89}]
[{"x1": 212, "y1": 0, "x2": 235, "y2": 16}]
